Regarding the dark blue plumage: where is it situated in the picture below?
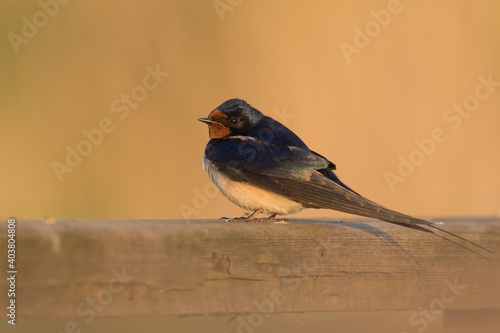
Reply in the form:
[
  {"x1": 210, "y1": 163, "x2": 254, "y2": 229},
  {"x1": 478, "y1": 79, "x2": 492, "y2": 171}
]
[
  {"x1": 204, "y1": 99, "x2": 357, "y2": 194},
  {"x1": 198, "y1": 99, "x2": 491, "y2": 257}
]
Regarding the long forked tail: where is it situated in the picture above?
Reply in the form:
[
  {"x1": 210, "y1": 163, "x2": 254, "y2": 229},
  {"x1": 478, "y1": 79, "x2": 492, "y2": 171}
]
[
  {"x1": 283, "y1": 172, "x2": 493, "y2": 258},
  {"x1": 387, "y1": 218, "x2": 493, "y2": 259},
  {"x1": 332, "y1": 185, "x2": 494, "y2": 258},
  {"x1": 428, "y1": 223, "x2": 493, "y2": 255},
  {"x1": 336, "y1": 194, "x2": 494, "y2": 258}
]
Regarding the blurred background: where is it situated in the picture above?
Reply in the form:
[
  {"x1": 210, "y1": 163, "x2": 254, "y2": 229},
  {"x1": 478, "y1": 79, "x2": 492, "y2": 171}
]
[
  {"x1": 1, "y1": 0, "x2": 499, "y2": 221},
  {"x1": 1, "y1": 1, "x2": 500, "y2": 332}
]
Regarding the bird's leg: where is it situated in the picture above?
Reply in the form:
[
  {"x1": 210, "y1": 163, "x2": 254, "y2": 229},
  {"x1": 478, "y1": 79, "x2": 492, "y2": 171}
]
[
  {"x1": 227, "y1": 210, "x2": 288, "y2": 223},
  {"x1": 244, "y1": 208, "x2": 263, "y2": 220},
  {"x1": 268, "y1": 213, "x2": 289, "y2": 223},
  {"x1": 230, "y1": 208, "x2": 263, "y2": 221}
]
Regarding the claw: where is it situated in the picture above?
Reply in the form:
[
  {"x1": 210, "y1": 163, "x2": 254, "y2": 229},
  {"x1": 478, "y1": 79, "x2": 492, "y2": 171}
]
[{"x1": 222, "y1": 210, "x2": 289, "y2": 223}]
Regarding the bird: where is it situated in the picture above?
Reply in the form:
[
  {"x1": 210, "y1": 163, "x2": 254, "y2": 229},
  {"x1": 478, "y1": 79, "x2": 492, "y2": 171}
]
[{"x1": 198, "y1": 98, "x2": 491, "y2": 257}]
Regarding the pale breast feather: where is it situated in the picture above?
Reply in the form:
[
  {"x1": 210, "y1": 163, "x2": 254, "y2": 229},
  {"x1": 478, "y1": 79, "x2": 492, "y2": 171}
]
[{"x1": 203, "y1": 154, "x2": 304, "y2": 215}]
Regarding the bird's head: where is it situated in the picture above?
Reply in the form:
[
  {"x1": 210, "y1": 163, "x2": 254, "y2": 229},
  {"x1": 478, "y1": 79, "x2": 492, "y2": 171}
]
[{"x1": 198, "y1": 99, "x2": 264, "y2": 139}]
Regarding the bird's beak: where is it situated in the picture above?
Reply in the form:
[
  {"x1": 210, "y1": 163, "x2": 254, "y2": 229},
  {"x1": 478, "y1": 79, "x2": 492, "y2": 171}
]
[{"x1": 198, "y1": 117, "x2": 219, "y2": 124}]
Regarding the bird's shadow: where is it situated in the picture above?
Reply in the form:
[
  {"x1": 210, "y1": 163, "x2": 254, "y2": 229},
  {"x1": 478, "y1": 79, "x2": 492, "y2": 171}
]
[{"x1": 289, "y1": 218, "x2": 425, "y2": 272}]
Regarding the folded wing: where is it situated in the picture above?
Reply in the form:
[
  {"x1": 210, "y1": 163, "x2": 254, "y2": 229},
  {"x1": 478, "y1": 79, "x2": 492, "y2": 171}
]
[{"x1": 206, "y1": 136, "x2": 432, "y2": 231}]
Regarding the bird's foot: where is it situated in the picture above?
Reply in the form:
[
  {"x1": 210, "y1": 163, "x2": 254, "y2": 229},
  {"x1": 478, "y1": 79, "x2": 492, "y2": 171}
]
[
  {"x1": 228, "y1": 209, "x2": 263, "y2": 221},
  {"x1": 220, "y1": 209, "x2": 287, "y2": 223},
  {"x1": 267, "y1": 213, "x2": 288, "y2": 223},
  {"x1": 219, "y1": 209, "x2": 263, "y2": 222},
  {"x1": 270, "y1": 218, "x2": 289, "y2": 224}
]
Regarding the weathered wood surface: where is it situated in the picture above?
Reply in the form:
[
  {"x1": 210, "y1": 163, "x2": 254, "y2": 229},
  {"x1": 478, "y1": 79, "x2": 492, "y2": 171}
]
[{"x1": 1, "y1": 217, "x2": 499, "y2": 319}]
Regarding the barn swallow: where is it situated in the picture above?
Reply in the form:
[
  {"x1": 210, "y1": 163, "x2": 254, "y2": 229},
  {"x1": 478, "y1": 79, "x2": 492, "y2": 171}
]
[{"x1": 199, "y1": 99, "x2": 491, "y2": 257}]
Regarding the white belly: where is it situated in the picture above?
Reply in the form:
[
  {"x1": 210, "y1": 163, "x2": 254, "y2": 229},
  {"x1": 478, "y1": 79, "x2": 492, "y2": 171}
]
[{"x1": 203, "y1": 155, "x2": 304, "y2": 215}]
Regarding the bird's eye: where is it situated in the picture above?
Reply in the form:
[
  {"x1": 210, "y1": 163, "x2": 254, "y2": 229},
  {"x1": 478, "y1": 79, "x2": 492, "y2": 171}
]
[{"x1": 229, "y1": 117, "x2": 239, "y2": 125}]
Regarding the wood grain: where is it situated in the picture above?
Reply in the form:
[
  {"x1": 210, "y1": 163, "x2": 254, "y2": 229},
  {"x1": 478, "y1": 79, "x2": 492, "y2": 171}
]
[{"x1": 1, "y1": 217, "x2": 499, "y2": 318}]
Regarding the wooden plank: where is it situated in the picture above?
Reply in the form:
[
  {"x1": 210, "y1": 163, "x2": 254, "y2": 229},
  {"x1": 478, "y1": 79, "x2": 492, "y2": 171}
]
[
  {"x1": 443, "y1": 310, "x2": 500, "y2": 333},
  {"x1": 1, "y1": 217, "x2": 499, "y2": 319}
]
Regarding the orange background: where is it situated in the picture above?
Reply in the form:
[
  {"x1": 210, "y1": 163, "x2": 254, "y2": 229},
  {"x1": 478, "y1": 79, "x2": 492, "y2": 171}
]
[{"x1": 1, "y1": 0, "x2": 499, "y2": 221}]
